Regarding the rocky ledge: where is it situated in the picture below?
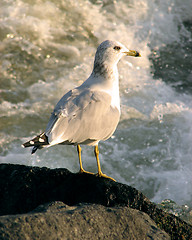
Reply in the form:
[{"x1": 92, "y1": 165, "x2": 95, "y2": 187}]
[{"x1": 0, "y1": 164, "x2": 191, "y2": 239}]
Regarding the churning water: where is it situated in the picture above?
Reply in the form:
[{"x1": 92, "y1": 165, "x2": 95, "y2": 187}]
[{"x1": 0, "y1": 0, "x2": 192, "y2": 207}]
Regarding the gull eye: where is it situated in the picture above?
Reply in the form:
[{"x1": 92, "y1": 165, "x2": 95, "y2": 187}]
[{"x1": 113, "y1": 46, "x2": 121, "y2": 51}]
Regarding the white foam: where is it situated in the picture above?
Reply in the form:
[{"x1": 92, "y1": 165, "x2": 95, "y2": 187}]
[{"x1": 1, "y1": 0, "x2": 192, "y2": 207}]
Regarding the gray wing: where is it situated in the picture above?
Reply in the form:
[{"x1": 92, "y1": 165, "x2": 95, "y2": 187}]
[{"x1": 45, "y1": 88, "x2": 120, "y2": 146}]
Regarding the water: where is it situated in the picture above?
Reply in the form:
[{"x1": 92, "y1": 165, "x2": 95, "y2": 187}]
[{"x1": 0, "y1": 0, "x2": 192, "y2": 208}]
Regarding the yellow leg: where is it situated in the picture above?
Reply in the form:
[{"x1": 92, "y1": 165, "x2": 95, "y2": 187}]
[
  {"x1": 94, "y1": 145, "x2": 116, "y2": 181},
  {"x1": 77, "y1": 145, "x2": 94, "y2": 175}
]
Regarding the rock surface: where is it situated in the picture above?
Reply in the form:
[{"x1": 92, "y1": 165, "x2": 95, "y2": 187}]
[
  {"x1": 0, "y1": 164, "x2": 191, "y2": 240},
  {"x1": 0, "y1": 202, "x2": 169, "y2": 240}
]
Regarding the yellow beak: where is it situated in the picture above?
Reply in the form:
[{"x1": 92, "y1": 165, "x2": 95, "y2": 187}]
[{"x1": 125, "y1": 50, "x2": 141, "y2": 57}]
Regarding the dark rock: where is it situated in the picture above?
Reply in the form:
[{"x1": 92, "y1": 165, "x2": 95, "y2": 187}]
[
  {"x1": 0, "y1": 163, "x2": 191, "y2": 240},
  {"x1": 0, "y1": 201, "x2": 170, "y2": 240}
]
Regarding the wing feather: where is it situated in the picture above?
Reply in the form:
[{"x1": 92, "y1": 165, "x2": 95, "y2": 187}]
[{"x1": 45, "y1": 88, "x2": 120, "y2": 146}]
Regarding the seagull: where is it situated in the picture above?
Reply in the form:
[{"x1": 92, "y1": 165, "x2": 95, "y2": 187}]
[{"x1": 22, "y1": 40, "x2": 141, "y2": 181}]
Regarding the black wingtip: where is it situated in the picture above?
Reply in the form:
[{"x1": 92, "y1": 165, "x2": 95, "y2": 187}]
[
  {"x1": 22, "y1": 133, "x2": 49, "y2": 149},
  {"x1": 31, "y1": 146, "x2": 38, "y2": 154},
  {"x1": 22, "y1": 141, "x2": 33, "y2": 148}
]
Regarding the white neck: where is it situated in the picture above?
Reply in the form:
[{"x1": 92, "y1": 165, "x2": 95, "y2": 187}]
[{"x1": 82, "y1": 63, "x2": 120, "y2": 111}]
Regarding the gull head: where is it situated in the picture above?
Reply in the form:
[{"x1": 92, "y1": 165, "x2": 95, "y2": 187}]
[{"x1": 93, "y1": 40, "x2": 141, "y2": 72}]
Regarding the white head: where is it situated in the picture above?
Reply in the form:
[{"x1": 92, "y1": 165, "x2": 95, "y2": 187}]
[{"x1": 93, "y1": 40, "x2": 140, "y2": 74}]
